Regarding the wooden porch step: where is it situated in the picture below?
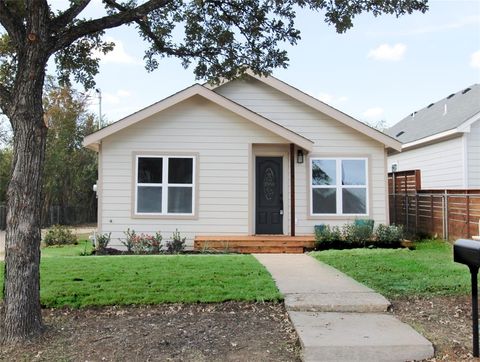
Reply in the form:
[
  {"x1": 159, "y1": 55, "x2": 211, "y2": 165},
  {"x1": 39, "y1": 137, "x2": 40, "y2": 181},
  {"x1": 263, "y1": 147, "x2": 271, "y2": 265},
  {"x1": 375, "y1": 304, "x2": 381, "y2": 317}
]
[{"x1": 194, "y1": 235, "x2": 315, "y2": 254}]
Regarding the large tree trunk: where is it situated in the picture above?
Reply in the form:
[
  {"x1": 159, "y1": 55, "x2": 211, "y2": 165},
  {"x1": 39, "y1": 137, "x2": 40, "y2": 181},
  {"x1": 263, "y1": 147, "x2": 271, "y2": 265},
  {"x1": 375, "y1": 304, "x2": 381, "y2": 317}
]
[{"x1": 1, "y1": 33, "x2": 49, "y2": 342}]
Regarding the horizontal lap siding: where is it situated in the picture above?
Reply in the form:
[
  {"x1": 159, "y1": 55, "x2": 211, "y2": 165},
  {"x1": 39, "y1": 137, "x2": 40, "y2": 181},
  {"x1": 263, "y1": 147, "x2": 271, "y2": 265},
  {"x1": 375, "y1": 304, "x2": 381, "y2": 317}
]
[
  {"x1": 467, "y1": 120, "x2": 480, "y2": 187},
  {"x1": 215, "y1": 78, "x2": 388, "y2": 233},
  {"x1": 387, "y1": 136, "x2": 464, "y2": 189},
  {"x1": 101, "y1": 96, "x2": 285, "y2": 247}
]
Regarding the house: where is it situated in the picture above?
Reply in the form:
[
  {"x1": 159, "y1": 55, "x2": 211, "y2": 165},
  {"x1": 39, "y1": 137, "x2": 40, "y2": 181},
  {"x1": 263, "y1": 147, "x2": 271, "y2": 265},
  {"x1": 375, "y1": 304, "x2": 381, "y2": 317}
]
[
  {"x1": 386, "y1": 84, "x2": 480, "y2": 189},
  {"x1": 83, "y1": 71, "x2": 401, "y2": 249}
]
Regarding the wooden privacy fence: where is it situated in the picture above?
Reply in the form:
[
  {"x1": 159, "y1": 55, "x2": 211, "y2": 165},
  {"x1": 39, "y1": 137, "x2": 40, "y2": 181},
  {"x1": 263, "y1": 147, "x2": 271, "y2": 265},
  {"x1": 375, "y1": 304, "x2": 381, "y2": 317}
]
[
  {"x1": 0, "y1": 204, "x2": 97, "y2": 230},
  {"x1": 388, "y1": 170, "x2": 480, "y2": 240}
]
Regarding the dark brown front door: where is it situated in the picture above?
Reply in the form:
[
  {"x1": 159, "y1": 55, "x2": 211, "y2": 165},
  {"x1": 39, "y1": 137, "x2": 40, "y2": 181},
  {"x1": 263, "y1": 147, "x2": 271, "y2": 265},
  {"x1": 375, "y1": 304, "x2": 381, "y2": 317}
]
[{"x1": 255, "y1": 157, "x2": 283, "y2": 234}]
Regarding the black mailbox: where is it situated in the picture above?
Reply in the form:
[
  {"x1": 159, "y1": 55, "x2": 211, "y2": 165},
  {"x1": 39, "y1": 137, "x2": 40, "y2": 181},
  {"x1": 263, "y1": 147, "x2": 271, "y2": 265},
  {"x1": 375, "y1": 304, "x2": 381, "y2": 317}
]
[
  {"x1": 454, "y1": 239, "x2": 480, "y2": 357},
  {"x1": 454, "y1": 239, "x2": 480, "y2": 267}
]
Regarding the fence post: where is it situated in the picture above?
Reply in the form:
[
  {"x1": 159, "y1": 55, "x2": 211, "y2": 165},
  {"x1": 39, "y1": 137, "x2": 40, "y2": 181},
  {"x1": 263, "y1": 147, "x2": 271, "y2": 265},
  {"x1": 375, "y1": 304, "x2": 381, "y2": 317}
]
[
  {"x1": 415, "y1": 194, "x2": 419, "y2": 235},
  {"x1": 444, "y1": 192, "x2": 449, "y2": 240},
  {"x1": 430, "y1": 195, "x2": 434, "y2": 235},
  {"x1": 467, "y1": 196, "x2": 471, "y2": 239}
]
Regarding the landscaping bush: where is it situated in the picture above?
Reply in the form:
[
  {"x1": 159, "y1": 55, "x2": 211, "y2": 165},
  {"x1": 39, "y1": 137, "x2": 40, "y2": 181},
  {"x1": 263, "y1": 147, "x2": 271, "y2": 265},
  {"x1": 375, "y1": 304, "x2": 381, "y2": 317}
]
[
  {"x1": 43, "y1": 225, "x2": 77, "y2": 246},
  {"x1": 315, "y1": 222, "x2": 404, "y2": 250},
  {"x1": 342, "y1": 222, "x2": 373, "y2": 247},
  {"x1": 131, "y1": 232, "x2": 163, "y2": 254},
  {"x1": 95, "y1": 232, "x2": 111, "y2": 254},
  {"x1": 315, "y1": 225, "x2": 342, "y2": 250},
  {"x1": 374, "y1": 224, "x2": 404, "y2": 247},
  {"x1": 122, "y1": 228, "x2": 136, "y2": 253},
  {"x1": 166, "y1": 229, "x2": 186, "y2": 254}
]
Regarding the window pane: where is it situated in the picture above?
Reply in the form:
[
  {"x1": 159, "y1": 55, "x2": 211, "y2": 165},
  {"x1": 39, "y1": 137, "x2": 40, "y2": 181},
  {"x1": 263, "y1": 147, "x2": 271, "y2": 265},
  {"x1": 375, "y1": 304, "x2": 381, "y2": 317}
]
[
  {"x1": 342, "y1": 188, "x2": 366, "y2": 214},
  {"x1": 342, "y1": 160, "x2": 366, "y2": 185},
  {"x1": 312, "y1": 160, "x2": 336, "y2": 185},
  {"x1": 312, "y1": 188, "x2": 336, "y2": 214},
  {"x1": 138, "y1": 157, "x2": 163, "y2": 183},
  {"x1": 168, "y1": 187, "x2": 193, "y2": 213},
  {"x1": 169, "y1": 158, "x2": 193, "y2": 184},
  {"x1": 137, "y1": 186, "x2": 162, "y2": 213}
]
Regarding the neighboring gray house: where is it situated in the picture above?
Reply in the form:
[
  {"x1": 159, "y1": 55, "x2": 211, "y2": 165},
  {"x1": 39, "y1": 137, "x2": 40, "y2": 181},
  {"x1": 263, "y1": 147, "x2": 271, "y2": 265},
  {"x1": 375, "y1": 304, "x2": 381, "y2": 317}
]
[
  {"x1": 387, "y1": 84, "x2": 480, "y2": 189},
  {"x1": 84, "y1": 71, "x2": 401, "y2": 248}
]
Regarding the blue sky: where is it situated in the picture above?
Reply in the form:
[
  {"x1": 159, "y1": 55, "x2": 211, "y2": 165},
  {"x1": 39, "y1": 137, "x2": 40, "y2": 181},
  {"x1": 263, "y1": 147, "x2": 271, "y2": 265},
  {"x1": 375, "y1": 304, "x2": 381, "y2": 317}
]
[{"x1": 59, "y1": 0, "x2": 480, "y2": 127}]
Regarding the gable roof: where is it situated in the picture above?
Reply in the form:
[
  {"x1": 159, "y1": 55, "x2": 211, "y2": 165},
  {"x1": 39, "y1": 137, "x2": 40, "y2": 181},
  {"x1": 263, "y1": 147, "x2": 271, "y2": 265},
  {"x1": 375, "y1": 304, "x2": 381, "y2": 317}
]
[
  {"x1": 205, "y1": 70, "x2": 402, "y2": 151},
  {"x1": 83, "y1": 83, "x2": 314, "y2": 152},
  {"x1": 386, "y1": 84, "x2": 480, "y2": 145}
]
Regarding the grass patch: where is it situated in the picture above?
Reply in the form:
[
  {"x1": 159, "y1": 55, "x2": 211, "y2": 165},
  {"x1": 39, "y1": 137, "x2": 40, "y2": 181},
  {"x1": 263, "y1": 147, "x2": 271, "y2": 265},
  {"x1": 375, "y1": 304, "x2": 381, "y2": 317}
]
[
  {"x1": 0, "y1": 246, "x2": 280, "y2": 308},
  {"x1": 311, "y1": 240, "x2": 470, "y2": 298},
  {"x1": 41, "y1": 239, "x2": 94, "y2": 257}
]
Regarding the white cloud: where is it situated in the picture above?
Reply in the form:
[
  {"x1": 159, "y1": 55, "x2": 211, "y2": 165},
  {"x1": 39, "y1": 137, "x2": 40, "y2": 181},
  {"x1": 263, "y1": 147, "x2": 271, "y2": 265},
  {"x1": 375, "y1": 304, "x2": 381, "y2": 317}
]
[
  {"x1": 102, "y1": 89, "x2": 133, "y2": 105},
  {"x1": 314, "y1": 92, "x2": 348, "y2": 104},
  {"x1": 368, "y1": 43, "x2": 406, "y2": 61},
  {"x1": 363, "y1": 107, "x2": 384, "y2": 119},
  {"x1": 368, "y1": 15, "x2": 480, "y2": 37},
  {"x1": 470, "y1": 50, "x2": 480, "y2": 69},
  {"x1": 93, "y1": 37, "x2": 142, "y2": 65}
]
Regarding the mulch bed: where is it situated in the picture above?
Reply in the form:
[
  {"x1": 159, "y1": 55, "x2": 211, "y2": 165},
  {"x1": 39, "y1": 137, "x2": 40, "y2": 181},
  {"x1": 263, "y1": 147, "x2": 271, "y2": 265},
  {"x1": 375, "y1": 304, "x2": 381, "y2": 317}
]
[
  {"x1": 392, "y1": 295, "x2": 478, "y2": 361},
  {"x1": 0, "y1": 302, "x2": 301, "y2": 362}
]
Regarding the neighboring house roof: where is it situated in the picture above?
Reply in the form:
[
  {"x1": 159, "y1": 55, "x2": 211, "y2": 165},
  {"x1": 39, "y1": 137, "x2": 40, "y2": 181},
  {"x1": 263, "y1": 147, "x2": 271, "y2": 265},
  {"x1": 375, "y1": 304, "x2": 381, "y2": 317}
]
[
  {"x1": 206, "y1": 70, "x2": 401, "y2": 151},
  {"x1": 83, "y1": 83, "x2": 314, "y2": 152},
  {"x1": 386, "y1": 84, "x2": 480, "y2": 146},
  {"x1": 83, "y1": 72, "x2": 402, "y2": 152}
]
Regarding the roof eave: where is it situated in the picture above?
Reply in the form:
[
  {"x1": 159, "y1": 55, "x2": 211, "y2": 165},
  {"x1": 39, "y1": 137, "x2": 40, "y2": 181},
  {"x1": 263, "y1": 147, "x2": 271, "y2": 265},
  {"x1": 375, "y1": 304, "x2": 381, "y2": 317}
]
[
  {"x1": 207, "y1": 70, "x2": 402, "y2": 151},
  {"x1": 82, "y1": 83, "x2": 314, "y2": 152}
]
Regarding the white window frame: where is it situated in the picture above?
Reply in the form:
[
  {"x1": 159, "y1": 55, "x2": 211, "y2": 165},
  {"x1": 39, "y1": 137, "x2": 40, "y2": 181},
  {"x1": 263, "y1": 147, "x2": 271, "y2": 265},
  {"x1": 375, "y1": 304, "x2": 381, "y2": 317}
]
[
  {"x1": 135, "y1": 155, "x2": 196, "y2": 216},
  {"x1": 310, "y1": 157, "x2": 369, "y2": 216}
]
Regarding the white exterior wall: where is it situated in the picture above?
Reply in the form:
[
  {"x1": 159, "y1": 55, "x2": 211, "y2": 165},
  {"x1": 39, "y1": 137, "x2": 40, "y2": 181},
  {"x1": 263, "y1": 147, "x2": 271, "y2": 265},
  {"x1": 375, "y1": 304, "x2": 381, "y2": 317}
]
[
  {"x1": 215, "y1": 78, "x2": 389, "y2": 234},
  {"x1": 467, "y1": 120, "x2": 480, "y2": 188},
  {"x1": 387, "y1": 136, "x2": 464, "y2": 189},
  {"x1": 100, "y1": 95, "x2": 286, "y2": 247}
]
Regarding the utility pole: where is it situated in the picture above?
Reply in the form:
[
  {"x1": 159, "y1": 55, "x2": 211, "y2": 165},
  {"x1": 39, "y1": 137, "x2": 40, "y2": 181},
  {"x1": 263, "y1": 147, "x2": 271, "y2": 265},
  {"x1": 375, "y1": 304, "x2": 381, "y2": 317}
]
[{"x1": 95, "y1": 88, "x2": 102, "y2": 129}]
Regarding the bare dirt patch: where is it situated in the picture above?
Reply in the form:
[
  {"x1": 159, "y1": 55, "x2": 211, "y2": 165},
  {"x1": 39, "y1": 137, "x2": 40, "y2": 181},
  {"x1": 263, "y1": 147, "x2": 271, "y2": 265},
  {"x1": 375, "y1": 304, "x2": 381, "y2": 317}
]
[
  {"x1": 0, "y1": 302, "x2": 300, "y2": 362},
  {"x1": 392, "y1": 295, "x2": 477, "y2": 361}
]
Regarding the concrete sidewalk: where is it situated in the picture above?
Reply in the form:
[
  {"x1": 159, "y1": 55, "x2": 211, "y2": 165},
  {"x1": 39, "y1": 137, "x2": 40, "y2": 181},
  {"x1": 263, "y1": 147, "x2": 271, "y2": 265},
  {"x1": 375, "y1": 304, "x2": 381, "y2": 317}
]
[{"x1": 254, "y1": 254, "x2": 434, "y2": 362}]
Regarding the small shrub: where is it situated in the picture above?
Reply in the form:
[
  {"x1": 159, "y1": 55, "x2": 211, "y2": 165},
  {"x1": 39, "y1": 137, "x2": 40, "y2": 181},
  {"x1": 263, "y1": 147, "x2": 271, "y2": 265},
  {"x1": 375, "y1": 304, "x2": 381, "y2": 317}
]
[
  {"x1": 374, "y1": 224, "x2": 404, "y2": 247},
  {"x1": 43, "y1": 225, "x2": 77, "y2": 246},
  {"x1": 95, "y1": 232, "x2": 111, "y2": 253},
  {"x1": 131, "y1": 232, "x2": 163, "y2": 254},
  {"x1": 315, "y1": 225, "x2": 342, "y2": 250},
  {"x1": 342, "y1": 223, "x2": 373, "y2": 247},
  {"x1": 165, "y1": 229, "x2": 186, "y2": 254},
  {"x1": 122, "y1": 228, "x2": 136, "y2": 253}
]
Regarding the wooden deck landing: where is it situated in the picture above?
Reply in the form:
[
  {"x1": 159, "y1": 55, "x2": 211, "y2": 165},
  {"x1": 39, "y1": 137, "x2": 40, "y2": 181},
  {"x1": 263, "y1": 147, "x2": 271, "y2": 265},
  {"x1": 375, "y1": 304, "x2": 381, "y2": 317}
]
[{"x1": 194, "y1": 235, "x2": 315, "y2": 254}]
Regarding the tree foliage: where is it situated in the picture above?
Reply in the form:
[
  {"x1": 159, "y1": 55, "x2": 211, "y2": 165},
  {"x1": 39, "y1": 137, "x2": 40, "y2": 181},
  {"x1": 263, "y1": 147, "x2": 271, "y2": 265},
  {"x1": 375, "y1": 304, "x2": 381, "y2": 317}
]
[{"x1": 42, "y1": 79, "x2": 97, "y2": 221}]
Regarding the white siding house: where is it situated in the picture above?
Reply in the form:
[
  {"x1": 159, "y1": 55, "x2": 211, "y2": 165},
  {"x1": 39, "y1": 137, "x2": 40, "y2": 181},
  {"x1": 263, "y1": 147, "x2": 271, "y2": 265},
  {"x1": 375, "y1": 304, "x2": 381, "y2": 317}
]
[
  {"x1": 84, "y1": 72, "x2": 401, "y2": 248},
  {"x1": 387, "y1": 84, "x2": 480, "y2": 189}
]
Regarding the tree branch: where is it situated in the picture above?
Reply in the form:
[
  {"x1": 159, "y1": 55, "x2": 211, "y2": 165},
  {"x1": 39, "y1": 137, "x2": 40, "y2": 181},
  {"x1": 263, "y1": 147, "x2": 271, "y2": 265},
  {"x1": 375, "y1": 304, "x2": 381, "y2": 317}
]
[
  {"x1": 49, "y1": 0, "x2": 172, "y2": 54},
  {"x1": 50, "y1": 0, "x2": 92, "y2": 31},
  {"x1": 0, "y1": 1, "x2": 26, "y2": 46}
]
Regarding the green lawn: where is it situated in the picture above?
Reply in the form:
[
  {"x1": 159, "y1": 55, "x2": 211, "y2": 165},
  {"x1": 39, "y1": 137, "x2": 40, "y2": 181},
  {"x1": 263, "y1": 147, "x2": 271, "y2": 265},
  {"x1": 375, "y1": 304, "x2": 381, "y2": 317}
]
[
  {"x1": 0, "y1": 243, "x2": 281, "y2": 308},
  {"x1": 311, "y1": 240, "x2": 471, "y2": 298}
]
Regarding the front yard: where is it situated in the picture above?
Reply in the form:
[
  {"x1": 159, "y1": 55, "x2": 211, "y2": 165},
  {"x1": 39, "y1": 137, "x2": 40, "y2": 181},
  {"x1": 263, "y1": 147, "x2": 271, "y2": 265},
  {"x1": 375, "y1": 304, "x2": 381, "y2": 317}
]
[
  {"x1": 0, "y1": 241, "x2": 299, "y2": 361},
  {"x1": 0, "y1": 240, "x2": 281, "y2": 308},
  {"x1": 312, "y1": 240, "x2": 474, "y2": 360}
]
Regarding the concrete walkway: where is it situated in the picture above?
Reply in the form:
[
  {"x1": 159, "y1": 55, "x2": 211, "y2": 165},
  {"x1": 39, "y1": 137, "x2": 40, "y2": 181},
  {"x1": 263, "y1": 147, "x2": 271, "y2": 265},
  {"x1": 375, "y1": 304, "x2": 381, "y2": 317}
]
[{"x1": 255, "y1": 254, "x2": 434, "y2": 362}]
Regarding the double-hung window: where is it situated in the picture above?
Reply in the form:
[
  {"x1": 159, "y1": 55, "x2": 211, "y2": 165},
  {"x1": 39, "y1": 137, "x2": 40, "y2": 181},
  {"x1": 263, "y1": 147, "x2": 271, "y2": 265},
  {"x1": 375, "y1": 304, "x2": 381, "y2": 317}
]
[
  {"x1": 310, "y1": 157, "x2": 368, "y2": 216},
  {"x1": 135, "y1": 155, "x2": 195, "y2": 215}
]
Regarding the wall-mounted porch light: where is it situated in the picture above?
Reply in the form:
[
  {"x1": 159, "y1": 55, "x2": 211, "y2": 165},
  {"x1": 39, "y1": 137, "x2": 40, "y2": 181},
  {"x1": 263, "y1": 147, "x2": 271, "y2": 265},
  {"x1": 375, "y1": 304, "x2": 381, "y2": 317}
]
[{"x1": 297, "y1": 149, "x2": 304, "y2": 164}]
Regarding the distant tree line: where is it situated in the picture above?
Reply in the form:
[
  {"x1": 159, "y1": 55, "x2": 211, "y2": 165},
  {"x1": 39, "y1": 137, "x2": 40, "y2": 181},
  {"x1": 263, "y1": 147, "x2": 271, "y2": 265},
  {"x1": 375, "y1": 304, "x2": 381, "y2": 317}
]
[{"x1": 0, "y1": 79, "x2": 98, "y2": 225}]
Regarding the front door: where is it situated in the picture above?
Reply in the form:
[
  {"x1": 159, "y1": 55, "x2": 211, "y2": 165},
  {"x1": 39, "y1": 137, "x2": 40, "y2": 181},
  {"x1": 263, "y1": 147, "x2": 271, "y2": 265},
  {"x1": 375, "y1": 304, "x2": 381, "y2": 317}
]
[{"x1": 256, "y1": 157, "x2": 283, "y2": 234}]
